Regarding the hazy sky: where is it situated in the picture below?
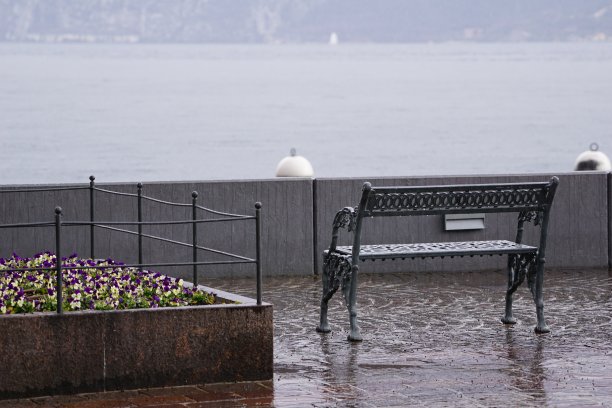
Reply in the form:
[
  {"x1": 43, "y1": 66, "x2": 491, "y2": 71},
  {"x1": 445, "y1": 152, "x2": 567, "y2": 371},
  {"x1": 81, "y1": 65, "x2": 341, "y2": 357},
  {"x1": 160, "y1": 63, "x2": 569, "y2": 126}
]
[{"x1": 1, "y1": 0, "x2": 611, "y2": 44}]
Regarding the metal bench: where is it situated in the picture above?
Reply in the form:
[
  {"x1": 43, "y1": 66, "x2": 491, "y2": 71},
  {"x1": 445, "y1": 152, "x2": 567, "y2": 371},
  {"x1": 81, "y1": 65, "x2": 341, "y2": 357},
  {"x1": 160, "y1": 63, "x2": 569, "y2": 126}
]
[{"x1": 316, "y1": 177, "x2": 559, "y2": 341}]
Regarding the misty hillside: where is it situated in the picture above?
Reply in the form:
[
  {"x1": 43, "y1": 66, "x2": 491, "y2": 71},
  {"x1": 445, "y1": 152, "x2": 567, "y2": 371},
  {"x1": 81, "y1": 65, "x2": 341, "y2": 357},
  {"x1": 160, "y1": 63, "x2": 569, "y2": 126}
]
[{"x1": 1, "y1": 0, "x2": 612, "y2": 43}]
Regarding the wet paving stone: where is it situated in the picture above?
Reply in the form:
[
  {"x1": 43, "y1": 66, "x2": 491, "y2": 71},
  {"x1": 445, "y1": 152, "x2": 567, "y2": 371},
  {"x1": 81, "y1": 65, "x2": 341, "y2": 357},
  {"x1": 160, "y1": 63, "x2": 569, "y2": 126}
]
[
  {"x1": 209, "y1": 268, "x2": 612, "y2": 407},
  {"x1": 2, "y1": 268, "x2": 611, "y2": 407}
]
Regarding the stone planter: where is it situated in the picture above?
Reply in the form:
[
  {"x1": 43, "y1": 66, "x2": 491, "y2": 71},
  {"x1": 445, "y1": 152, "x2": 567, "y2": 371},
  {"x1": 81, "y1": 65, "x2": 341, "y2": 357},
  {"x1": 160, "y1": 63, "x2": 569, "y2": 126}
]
[{"x1": 0, "y1": 287, "x2": 272, "y2": 400}]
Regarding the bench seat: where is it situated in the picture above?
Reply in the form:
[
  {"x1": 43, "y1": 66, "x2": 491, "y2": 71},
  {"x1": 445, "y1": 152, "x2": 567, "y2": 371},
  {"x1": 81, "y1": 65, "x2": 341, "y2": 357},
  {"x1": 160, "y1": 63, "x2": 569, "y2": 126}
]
[{"x1": 332, "y1": 240, "x2": 537, "y2": 260}]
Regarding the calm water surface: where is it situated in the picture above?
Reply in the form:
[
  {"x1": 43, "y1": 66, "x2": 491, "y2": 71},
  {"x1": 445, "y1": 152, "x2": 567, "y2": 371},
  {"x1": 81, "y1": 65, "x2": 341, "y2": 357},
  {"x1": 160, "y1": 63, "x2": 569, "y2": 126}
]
[{"x1": 1, "y1": 43, "x2": 611, "y2": 185}]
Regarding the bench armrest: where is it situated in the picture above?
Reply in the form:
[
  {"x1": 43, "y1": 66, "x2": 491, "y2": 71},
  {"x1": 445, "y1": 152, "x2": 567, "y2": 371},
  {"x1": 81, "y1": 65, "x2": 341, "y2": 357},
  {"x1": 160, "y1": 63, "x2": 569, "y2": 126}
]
[{"x1": 327, "y1": 207, "x2": 357, "y2": 252}]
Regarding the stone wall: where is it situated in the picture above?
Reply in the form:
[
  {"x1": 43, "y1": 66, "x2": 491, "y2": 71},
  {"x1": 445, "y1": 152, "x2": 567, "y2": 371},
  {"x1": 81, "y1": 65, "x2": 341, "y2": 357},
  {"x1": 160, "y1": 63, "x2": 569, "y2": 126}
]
[{"x1": 1, "y1": 172, "x2": 609, "y2": 279}]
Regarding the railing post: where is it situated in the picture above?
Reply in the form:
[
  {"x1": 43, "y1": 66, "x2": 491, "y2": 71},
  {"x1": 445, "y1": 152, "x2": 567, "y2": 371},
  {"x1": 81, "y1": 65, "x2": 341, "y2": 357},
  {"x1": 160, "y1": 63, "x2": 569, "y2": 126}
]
[
  {"x1": 255, "y1": 202, "x2": 262, "y2": 305},
  {"x1": 192, "y1": 191, "x2": 198, "y2": 287},
  {"x1": 55, "y1": 206, "x2": 63, "y2": 314},
  {"x1": 89, "y1": 175, "x2": 95, "y2": 259},
  {"x1": 137, "y1": 182, "x2": 143, "y2": 272}
]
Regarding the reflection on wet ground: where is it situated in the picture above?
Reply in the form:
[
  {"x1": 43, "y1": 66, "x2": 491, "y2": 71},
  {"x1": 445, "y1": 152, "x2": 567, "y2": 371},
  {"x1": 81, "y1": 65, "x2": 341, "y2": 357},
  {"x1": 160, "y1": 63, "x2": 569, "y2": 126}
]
[
  {"x1": 2, "y1": 269, "x2": 610, "y2": 407},
  {"x1": 209, "y1": 268, "x2": 612, "y2": 407}
]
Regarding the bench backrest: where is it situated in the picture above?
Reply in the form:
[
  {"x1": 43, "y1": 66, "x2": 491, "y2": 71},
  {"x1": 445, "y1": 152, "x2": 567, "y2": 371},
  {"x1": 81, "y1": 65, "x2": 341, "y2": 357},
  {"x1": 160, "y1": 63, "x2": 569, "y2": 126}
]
[
  {"x1": 358, "y1": 177, "x2": 559, "y2": 218},
  {"x1": 329, "y1": 177, "x2": 559, "y2": 265}
]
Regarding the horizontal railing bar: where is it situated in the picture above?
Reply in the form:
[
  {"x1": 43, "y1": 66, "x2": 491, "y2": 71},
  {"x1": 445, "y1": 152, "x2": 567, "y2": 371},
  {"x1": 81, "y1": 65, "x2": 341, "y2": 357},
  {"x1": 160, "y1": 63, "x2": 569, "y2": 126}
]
[
  {"x1": 96, "y1": 224, "x2": 254, "y2": 262},
  {"x1": 191, "y1": 215, "x2": 256, "y2": 223},
  {"x1": 195, "y1": 204, "x2": 251, "y2": 218},
  {"x1": 0, "y1": 186, "x2": 89, "y2": 193},
  {"x1": 0, "y1": 186, "x2": 252, "y2": 219},
  {"x1": 94, "y1": 187, "x2": 238, "y2": 214},
  {"x1": 62, "y1": 215, "x2": 255, "y2": 227},
  {"x1": 63, "y1": 221, "x2": 140, "y2": 226},
  {"x1": 104, "y1": 260, "x2": 256, "y2": 268},
  {"x1": 0, "y1": 259, "x2": 255, "y2": 274},
  {"x1": 140, "y1": 195, "x2": 192, "y2": 207},
  {"x1": 93, "y1": 187, "x2": 139, "y2": 198},
  {"x1": 0, "y1": 222, "x2": 55, "y2": 229},
  {"x1": 193, "y1": 244, "x2": 255, "y2": 262}
]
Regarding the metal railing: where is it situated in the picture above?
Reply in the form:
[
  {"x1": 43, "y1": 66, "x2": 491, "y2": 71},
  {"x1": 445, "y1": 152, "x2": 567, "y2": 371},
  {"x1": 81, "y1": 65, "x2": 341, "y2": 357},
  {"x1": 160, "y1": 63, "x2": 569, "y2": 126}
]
[{"x1": 0, "y1": 176, "x2": 263, "y2": 313}]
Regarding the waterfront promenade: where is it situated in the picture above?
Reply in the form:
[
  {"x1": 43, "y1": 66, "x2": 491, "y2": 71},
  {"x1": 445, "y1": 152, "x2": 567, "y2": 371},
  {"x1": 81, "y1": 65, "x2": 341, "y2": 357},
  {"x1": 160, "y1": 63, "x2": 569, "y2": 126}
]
[{"x1": 2, "y1": 268, "x2": 610, "y2": 407}]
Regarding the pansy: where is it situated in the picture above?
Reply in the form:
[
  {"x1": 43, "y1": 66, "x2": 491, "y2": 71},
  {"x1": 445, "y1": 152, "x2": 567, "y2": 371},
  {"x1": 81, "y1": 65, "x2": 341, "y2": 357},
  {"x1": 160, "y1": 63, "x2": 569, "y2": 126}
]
[{"x1": 0, "y1": 252, "x2": 217, "y2": 314}]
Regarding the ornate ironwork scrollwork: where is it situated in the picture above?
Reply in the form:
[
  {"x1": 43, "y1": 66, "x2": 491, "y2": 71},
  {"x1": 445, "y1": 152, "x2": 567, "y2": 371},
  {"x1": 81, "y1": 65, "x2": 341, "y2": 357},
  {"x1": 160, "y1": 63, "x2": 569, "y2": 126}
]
[
  {"x1": 507, "y1": 252, "x2": 537, "y2": 295},
  {"x1": 332, "y1": 206, "x2": 357, "y2": 232},
  {"x1": 368, "y1": 187, "x2": 545, "y2": 213},
  {"x1": 322, "y1": 253, "x2": 352, "y2": 304},
  {"x1": 518, "y1": 210, "x2": 541, "y2": 226}
]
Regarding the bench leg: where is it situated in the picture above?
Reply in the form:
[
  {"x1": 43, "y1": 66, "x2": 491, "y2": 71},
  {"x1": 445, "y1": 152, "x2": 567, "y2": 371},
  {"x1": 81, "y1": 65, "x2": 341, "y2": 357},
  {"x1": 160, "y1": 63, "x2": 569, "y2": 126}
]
[
  {"x1": 317, "y1": 254, "x2": 350, "y2": 334},
  {"x1": 346, "y1": 265, "x2": 363, "y2": 342},
  {"x1": 501, "y1": 255, "x2": 518, "y2": 325},
  {"x1": 317, "y1": 256, "x2": 335, "y2": 333},
  {"x1": 317, "y1": 297, "x2": 332, "y2": 334},
  {"x1": 531, "y1": 259, "x2": 550, "y2": 334}
]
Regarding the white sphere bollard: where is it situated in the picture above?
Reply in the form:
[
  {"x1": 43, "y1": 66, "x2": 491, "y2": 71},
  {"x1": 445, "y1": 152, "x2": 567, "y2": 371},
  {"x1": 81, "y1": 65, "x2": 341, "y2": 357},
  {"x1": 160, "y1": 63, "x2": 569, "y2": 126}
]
[
  {"x1": 574, "y1": 143, "x2": 611, "y2": 171},
  {"x1": 275, "y1": 148, "x2": 314, "y2": 177}
]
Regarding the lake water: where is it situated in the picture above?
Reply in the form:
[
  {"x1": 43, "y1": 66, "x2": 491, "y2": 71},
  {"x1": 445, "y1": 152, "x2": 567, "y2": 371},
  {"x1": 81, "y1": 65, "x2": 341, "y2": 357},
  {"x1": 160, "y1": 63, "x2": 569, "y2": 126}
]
[{"x1": 1, "y1": 42, "x2": 611, "y2": 185}]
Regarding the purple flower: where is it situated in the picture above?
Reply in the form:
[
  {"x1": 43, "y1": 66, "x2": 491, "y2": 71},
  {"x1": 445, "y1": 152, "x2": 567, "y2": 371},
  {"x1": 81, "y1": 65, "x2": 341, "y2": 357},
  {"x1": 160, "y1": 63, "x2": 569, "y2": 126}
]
[{"x1": 1, "y1": 252, "x2": 215, "y2": 314}]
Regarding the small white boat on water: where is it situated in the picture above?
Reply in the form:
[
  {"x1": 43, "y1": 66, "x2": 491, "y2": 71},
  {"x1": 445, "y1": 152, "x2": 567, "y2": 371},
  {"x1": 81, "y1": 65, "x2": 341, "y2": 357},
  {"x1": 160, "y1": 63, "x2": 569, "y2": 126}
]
[{"x1": 329, "y1": 32, "x2": 339, "y2": 45}]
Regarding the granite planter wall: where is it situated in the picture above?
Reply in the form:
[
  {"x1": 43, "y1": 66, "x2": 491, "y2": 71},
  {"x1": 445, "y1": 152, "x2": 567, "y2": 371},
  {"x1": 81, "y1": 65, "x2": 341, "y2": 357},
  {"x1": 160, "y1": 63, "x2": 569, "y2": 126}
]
[{"x1": 0, "y1": 287, "x2": 273, "y2": 400}]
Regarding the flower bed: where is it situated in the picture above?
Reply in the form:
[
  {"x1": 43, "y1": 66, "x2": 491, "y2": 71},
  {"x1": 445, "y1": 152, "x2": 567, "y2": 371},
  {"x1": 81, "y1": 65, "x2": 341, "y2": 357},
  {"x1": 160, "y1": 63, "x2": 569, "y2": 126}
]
[
  {"x1": 0, "y1": 253, "x2": 272, "y2": 400},
  {"x1": 0, "y1": 252, "x2": 216, "y2": 314}
]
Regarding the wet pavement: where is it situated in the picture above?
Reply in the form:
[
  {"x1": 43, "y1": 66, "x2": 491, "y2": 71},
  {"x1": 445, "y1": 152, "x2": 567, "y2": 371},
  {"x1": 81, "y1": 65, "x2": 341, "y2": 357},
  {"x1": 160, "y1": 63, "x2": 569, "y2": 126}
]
[{"x1": 2, "y1": 268, "x2": 612, "y2": 407}]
